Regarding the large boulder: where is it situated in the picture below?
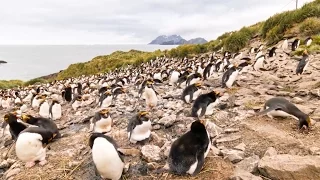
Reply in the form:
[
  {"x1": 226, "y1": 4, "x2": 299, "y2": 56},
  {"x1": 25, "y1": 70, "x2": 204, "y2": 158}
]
[{"x1": 258, "y1": 154, "x2": 320, "y2": 180}]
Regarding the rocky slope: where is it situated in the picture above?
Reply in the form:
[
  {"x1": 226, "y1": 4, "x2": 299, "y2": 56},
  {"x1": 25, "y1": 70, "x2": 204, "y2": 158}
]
[{"x1": 1, "y1": 37, "x2": 320, "y2": 180}]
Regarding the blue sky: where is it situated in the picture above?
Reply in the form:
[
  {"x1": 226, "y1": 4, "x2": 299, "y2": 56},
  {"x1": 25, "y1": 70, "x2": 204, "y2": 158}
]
[{"x1": 0, "y1": 0, "x2": 314, "y2": 45}]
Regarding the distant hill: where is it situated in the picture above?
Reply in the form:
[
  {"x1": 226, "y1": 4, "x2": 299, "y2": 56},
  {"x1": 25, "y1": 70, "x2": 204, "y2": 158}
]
[{"x1": 149, "y1": 35, "x2": 207, "y2": 45}]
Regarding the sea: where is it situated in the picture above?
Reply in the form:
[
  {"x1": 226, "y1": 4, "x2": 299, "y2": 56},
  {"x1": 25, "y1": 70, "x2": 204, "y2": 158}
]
[{"x1": 0, "y1": 45, "x2": 177, "y2": 81}]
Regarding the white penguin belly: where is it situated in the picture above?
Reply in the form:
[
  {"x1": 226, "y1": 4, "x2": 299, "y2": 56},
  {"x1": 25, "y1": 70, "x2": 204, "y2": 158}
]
[
  {"x1": 129, "y1": 121, "x2": 152, "y2": 142},
  {"x1": 154, "y1": 73, "x2": 162, "y2": 80},
  {"x1": 170, "y1": 72, "x2": 179, "y2": 85},
  {"x1": 265, "y1": 106, "x2": 297, "y2": 120},
  {"x1": 193, "y1": 89, "x2": 202, "y2": 100},
  {"x1": 206, "y1": 99, "x2": 220, "y2": 115},
  {"x1": 145, "y1": 88, "x2": 158, "y2": 107},
  {"x1": 303, "y1": 61, "x2": 309, "y2": 74},
  {"x1": 226, "y1": 71, "x2": 239, "y2": 88},
  {"x1": 254, "y1": 58, "x2": 264, "y2": 71},
  {"x1": 94, "y1": 117, "x2": 112, "y2": 133},
  {"x1": 39, "y1": 102, "x2": 50, "y2": 118},
  {"x1": 72, "y1": 101, "x2": 81, "y2": 110},
  {"x1": 16, "y1": 132, "x2": 46, "y2": 163},
  {"x1": 51, "y1": 104, "x2": 62, "y2": 120},
  {"x1": 92, "y1": 138, "x2": 124, "y2": 180},
  {"x1": 101, "y1": 96, "x2": 112, "y2": 108},
  {"x1": 185, "y1": 95, "x2": 190, "y2": 103},
  {"x1": 190, "y1": 78, "x2": 201, "y2": 85},
  {"x1": 32, "y1": 99, "x2": 40, "y2": 109},
  {"x1": 187, "y1": 160, "x2": 198, "y2": 175}
]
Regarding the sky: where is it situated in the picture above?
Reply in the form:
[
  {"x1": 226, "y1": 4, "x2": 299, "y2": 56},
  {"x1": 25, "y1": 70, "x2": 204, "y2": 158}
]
[{"x1": 0, "y1": 0, "x2": 315, "y2": 45}]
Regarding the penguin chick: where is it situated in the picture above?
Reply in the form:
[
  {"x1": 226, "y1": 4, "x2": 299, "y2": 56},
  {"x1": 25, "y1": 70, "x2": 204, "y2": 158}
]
[
  {"x1": 181, "y1": 82, "x2": 203, "y2": 104},
  {"x1": 296, "y1": 50, "x2": 309, "y2": 75},
  {"x1": 89, "y1": 133, "x2": 124, "y2": 180},
  {"x1": 127, "y1": 111, "x2": 152, "y2": 144},
  {"x1": 191, "y1": 91, "x2": 222, "y2": 118},
  {"x1": 168, "y1": 120, "x2": 210, "y2": 176},
  {"x1": 256, "y1": 97, "x2": 311, "y2": 130},
  {"x1": 21, "y1": 114, "x2": 61, "y2": 139},
  {"x1": 16, "y1": 126, "x2": 55, "y2": 168},
  {"x1": 89, "y1": 109, "x2": 113, "y2": 133},
  {"x1": 2, "y1": 113, "x2": 27, "y2": 140}
]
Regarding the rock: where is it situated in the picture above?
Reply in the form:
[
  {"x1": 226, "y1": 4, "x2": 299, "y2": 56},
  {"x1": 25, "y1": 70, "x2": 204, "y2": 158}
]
[
  {"x1": 0, "y1": 160, "x2": 9, "y2": 169},
  {"x1": 309, "y1": 147, "x2": 320, "y2": 155},
  {"x1": 264, "y1": 147, "x2": 277, "y2": 157},
  {"x1": 158, "y1": 114, "x2": 177, "y2": 127},
  {"x1": 291, "y1": 76, "x2": 302, "y2": 82},
  {"x1": 236, "y1": 155, "x2": 260, "y2": 173},
  {"x1": 141, "y1": 145, "x2": 161, "y2": 162},
  {"x1": 152, "y1": 124, "x2": 161, "y2": 130},
  {"x1": 234, "y1": 143, "x2": 246, "y2": 152},
  {"x1": 222, "y1": 149, "x2": 244, "y2": 163},
  {"x1": 292, "y1": 97, "x2": 304, "y2": 104},
  {"x1": 118, "y1": 148, "x2": 141, "y2": 157},
  {"x1": 259, "y1": 155, "x2": 320, "y2": 179},
  {"x1": 156, "y1": 110, "x2": 165, "y2": 118},
  {"x1": 224, "y1": 128, "x2": 240, "y2": 134},
  {"x1": 5, "y1": 168, "x2": 20, "y2": 179},
  {"x1": 211, "y1": 146, "x2": 222, "y2": 156},
  {"x1": 217, "y1": 135, "x2": 241, "y2": 143},
  {"x1": 230, "y1": 169, "x2": 263, "y2": 180},
  {"x1": 206, "y1": 121, "x2": 223, "y2": 138},
  {"x1": 126, "y1": 106, "x2": 135, "y2": 112}
]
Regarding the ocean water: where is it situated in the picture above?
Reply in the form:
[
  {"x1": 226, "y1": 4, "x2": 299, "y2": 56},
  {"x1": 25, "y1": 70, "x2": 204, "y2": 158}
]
[{"x1": 0, "y1": 45, "x2": 177, "y2": 81}]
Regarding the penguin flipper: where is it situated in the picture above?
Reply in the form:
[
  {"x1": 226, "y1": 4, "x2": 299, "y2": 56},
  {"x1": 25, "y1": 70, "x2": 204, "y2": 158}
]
[
  {"x1": 200, "y1": 106, "x2": 207, "y2": 117},
  {"x1": 192, "y1": 152, "x2": 205, "y2": 176},
  {"x1": 256, "y1": 106, "x2": 280, "y2": 116}
]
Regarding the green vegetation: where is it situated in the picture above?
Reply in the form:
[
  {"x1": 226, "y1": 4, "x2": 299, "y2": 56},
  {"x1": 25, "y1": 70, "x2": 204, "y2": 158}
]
[
  {"x1": 299, "y1": 17, "x2": 320, "y2": 36},
  {"x1": 0, "y1": 80, "x2": 24, "y2": 89}
]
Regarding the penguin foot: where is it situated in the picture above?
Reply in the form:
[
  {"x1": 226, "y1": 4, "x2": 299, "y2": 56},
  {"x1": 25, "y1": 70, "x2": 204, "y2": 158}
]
[
  {"x1": 25, "y1": 161, "x2": 36, "y2": 168},
  {"x1": 39, "y1": 160, "x2": 47, "y2": 166}
]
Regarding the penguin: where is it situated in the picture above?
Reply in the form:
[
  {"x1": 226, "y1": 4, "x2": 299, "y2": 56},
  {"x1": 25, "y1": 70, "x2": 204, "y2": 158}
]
[
  {"x1": 253, "y1": 55, "x2": 267, "y2": 71},
  {"x1": 49, "y1": 100, "x2": 62, "y2": 120},
  {"x1": 292, "y1": 38, "x2": 300, "y2": 51},
  {"x1": 282, "y1": 39, "x2": 288, "y2": 50},
  {"x1": 127, "y1": 111, "x2": 152, "y2": 144},
  {"x1": 89, "y1": 133, "x2": 124, "y2": 180},
  {"x1": 169, "y1": 69, "x2": 180, "y2": 85},
  {"x1": 268, "y1": 47, "x2": 277, "y2": 57},
  {"x1": 256, "y1": 97, "x2": 311, "y2": 130},
  {"x1": 203, "y1": 63, "x2": 214, "y2": 80},
  {"x1": 112, "y1": 87, "x2": 126, "y2": 100},
  {"x1": 238, "y1": 61, "x2": 252, "y2": 74},
  {"x1": 32, "y1": 95, "x2": 45, "y2": 109},
  {"x1": 39, "y1": 98, "x2": 50, "y2": 118},
  {"x1": 144, "y1": 80, "x2": 158, "y2": 110},
  {"x1": 305, "y1": 37, "x2": 312, "y2": 47},
  {"x1": 296, "y1": 50, "x2": 309, "y2": 75},
  {"x1": 2, "y1": 113, "x2": 27, "y2": 140},
  {"x1": 221, "y1": 65, "x2": 239, "y2": 88},
  {"x1": 72, "y1": 95, "x2": 82, "y2": 111},
  {"x1": 15, "y1": 102, "x2": 28, "y2": 115},
  {"x1": 63, "y1": 85, "x2": 73, "y2": 102},
  {"x1": 181, "y1": 82, "x2": 203, "y2": 104},
  {"x1": 168, "y1": 120, "x2": 210, "y2": 176},
  {"x1": 15, "y1": 126, "x2": 55, "y2": 167},
  {"x1": 186, "y1": 73, "x2": 202, "y2": 86},
  {"x1": 191, "y1": 91, "x2": 222, "y2": 117},
  {"x1": 99, "y1": 91, "x2": 113, "y2": 108},
  {"x1": 89, "y1": 109, "x2": 113, "y2": 133},
  {"x1": 21, "y1": 114, "x2": 61, "y2": 139}
]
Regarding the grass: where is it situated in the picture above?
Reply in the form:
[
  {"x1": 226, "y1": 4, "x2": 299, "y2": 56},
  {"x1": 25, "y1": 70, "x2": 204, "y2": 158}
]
[{"x1": 0, "y1": 78, "x2": 47, "y2": 89}]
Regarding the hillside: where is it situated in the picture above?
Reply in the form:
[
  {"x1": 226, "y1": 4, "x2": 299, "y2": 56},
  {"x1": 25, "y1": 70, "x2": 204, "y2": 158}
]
[{"x1": 149, "y1": 35, "x2": 207, "y2": 45}]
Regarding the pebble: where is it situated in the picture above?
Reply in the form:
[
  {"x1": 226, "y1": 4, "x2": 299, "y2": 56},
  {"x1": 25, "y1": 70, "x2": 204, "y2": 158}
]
[
  {"x1": 141, "y1": 145, "x2": 161, "y2": 162},
  {"x1": 234, "y1": 143, "x2": 246, "y2": 152}
]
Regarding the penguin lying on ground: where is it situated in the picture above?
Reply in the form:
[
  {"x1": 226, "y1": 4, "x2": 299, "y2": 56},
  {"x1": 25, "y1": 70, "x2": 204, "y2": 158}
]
[
  {"x1": 191, "y1": 91, "x2": 222, "y2": 118},
  {"x1": 181, "y1": 82, "x2": 203, "y2": 104},
  {"x1": 89, "y1": 109, "x2": 113, "y2": 133},
  {"x1": 168, "y1": 120, "x2": 210, "y2": 176},
  {"x1": 16, "y1": 126, "x2": 56, "y2": 167},
  {"x1": 2, "y1": 113, "x2": 27, "y2": 140},
  {"x1": 127, "y1": 111, "x2": 152, "y2": 143},
  {"x1": 256, "y1": 97, "x2": 311, "y2": 131},
  {"x1": 89, "y1": 133, "x2": 124, "y2": 180}
]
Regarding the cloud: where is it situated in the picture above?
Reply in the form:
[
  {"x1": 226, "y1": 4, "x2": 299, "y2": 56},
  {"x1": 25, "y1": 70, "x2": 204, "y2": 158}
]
[{"x1": 0, "y1": 0, "x2": 315, "y2": 44}]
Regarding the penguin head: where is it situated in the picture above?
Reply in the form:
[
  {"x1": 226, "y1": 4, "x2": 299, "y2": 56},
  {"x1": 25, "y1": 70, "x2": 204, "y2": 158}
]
[
  {"x1": 138, "y1": 111, "x2": 149, "y2": 122},
  {"x1": 76, "y1": 96, "x2": 83, "y2": 101},
  {"x1": 191, "y1": 120, "x2": 207, "y2": 133},
  {"x1": 303, "y1": 49, "x2": 309, "y2": 56},
  {"x1": 21, "y1": 114, "x2": 33, "y2": 122},
  {"x1": 99, "y1": 109, "x2": 110, "y2": 118},
  {"x1": 2, "y1": 112, "x2": 18, "y2": 128},
  {"x1": 210, "y1": 90, "x2": 222, "y2": 98}
]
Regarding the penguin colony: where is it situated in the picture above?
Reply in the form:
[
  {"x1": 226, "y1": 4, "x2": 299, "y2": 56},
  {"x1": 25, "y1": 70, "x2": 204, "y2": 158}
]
[{"x1": 0, "y1": 36, "x2": 316, "y2": 179}]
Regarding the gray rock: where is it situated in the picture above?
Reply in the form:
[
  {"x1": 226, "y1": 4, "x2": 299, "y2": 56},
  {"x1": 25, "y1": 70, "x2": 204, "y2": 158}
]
[
  {"x1": 292, "y1": 97, "x2": 304, "y2": 104},
  {"x1": 236, "y1": 155, "x2": 260, "y2": 173},
  {"x1": 0, "y1": 160, "x2": 9, "y2": 169},
  {"x1": 234, "y1": 143, "x2": 246, "y2": 152},
  {"x1": 211, "y1": 146, "x2": 222, "y2": 156},
  {"x1": 141, "y1": 145, "x2": 161, "y2": 162},
  {"x1": 158, "y1": 114, "x2": 177, "y2": 127},
  {"x1": 224, "y1": 128, "x2": 240, "y2": 134},
  {"x1": 217, "y1": 135, "x2": 242, "y2": 143},
  {"x1": 230, "y1": 169, "x2": 263, "y2": 180},
  {"x1": 222, "y1": 149, "x2": 244, "y2": 163},
  {"x1": 206, "y1": 121, "x2": 223, "y2": 138},
  {"x1": 258, "y1": 154, "x2": 320, "y2": 180},
  {"x1": 264, "y1": 147, "x2": 277, "y2": 157}
]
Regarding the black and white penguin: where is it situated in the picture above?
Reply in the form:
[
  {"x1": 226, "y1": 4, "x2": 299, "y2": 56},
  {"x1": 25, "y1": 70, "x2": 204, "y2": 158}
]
[
  {"x1": 89, "y1": 133, "x2": 124, "y2": 180},
  {"x1": 49, "y1": 100, "x2": 62, "y2": 120},
  {"x1": 15, "y1": 126, "x2": 55, "y2": 167},
  {"x1": 112, "y1": 87, "x2": 126, "y2": 100},
  {"x1": 32, "y1": 95, "x2": 45, "y2": 109},
  {"x1": 168, "y1": 120, "x2": 210, "y2": 176},
  {"x1": 238, "y1": 61, "x2": 252, "y2": 74},
  {"x1": 268, "y1": 47, "x2": 277, "y2": 57},
  {"x1": 253, "y1": 55, "x2": 267, "y2": 71},
  {"x1": 291, "y1": 38, "x2": 300, "y2": 51},
  {"x1": 305, "y1": 37, "x2": 312, "y2": 47},
  {"x1": 256, "y1": 97, "x2": 311, "y2": 130},
  {"x1": 21, "y1": 114, "x2": 61, "y2": 139},
  {"x1": 191, "y1": 91, "x2": 222, "y2": 117},
  {"x1": 144, "y1": 81, "x2": 158, "y2": 110},
  {"x1": 72, "y1": 95, "x2": 82, "y2": 111},
  {"x1": 221, "y1": 65, "x2": 239, "y2": 88},
  {"x1": 39, "y1": 98, "x2": 50, "y2": 118},
  {"x1": 296, "y1": 50, "x2": 309, "y2": 75},
  {"x1": 181, "y1": 83, "x2": 203, "y2": 104},
  {"x1": 2, "y1": 113, "x2": 27, "y2": 140},
  {"x1": 282, "y1": 39, "x2": 288, "y2": 50},
  {"x1": 186, "y1": 73, "x2": 202, "y2": 86},
  {"x1": 203, "y1": 63, "x2": 215, "y2": 80},
  {"x1": 89, "y1": 109, "x2": 113, "y2": 133},
  {"x1": 127, "y1": 111, "x2": 152, "y2": 143},
  {"x1": 63, "y1": 85, "x2": 73, "y2": 102},
  {"x1": 99, "y1": 91, "x2": 113, "y2": 108},
  {"x1": 169, "y1": 69, "x2": 180, "y2": 85}
]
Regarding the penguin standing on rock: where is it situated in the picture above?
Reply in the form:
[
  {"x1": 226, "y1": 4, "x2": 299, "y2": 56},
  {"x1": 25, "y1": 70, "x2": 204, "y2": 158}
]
[
  {"x1": 221, "y1": 65, "x2": 239, "y2": 88},
  {"x1": 89, "y1": 133, "x2": 124, "y2": 180},
  {"x1": 49, "y1": 100, "x2": 62, "y2": 120},
  {"x1": 144, "y1": 80, "x2": 158, "y2": 110},
  {"x1": 305, "y1": 37, "x2": 312, "y2": 47},
  {"x1": 72, "y1": 96, "x2": 82, "y2": 111},
  {"x1": 127, "y1": 111, "x2": 152, "y2": 144},
  {"x1": 39, "y1": 98, "x2": 50, "y2": 118},
  {"x1": 168, "y1": 120, "x2": 210, "y2": 176},
  {"x1": 181, "y1": 82, "x2": 203, "y2": 104},
  {"x1": 269, "y1": 47, "x2": 277, "y2": 57},
  {"x1": 292, "y1": 38, "x2": 300, "y2": 51},
  {"x1": 253, "y1": 55, "x2": 267, "y2": 71},
  {"x1": 63, "y1": 85, "x2": 73, "y2": 102},
  {"x1": 296, "y1": 50, "x2": 309, "y2": 75},
  {"x1": 186, "y1": 73, "x2": 202, "y2": 86},
  {"x1": 99, "y1": 91, "x2": 113, "y2": 108},
  {"x1": 191, "y1": 91, "x2": 222, "y2": 117},
  {"x1": 89, "y1": 109, "x2": 113, "y2": 133},
  {"x1": 15, "y1": 127, "x2": 55, "y2": 167},
  {"x1": 256, "y1": 97, "x2": 311, "y2": 131}
]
